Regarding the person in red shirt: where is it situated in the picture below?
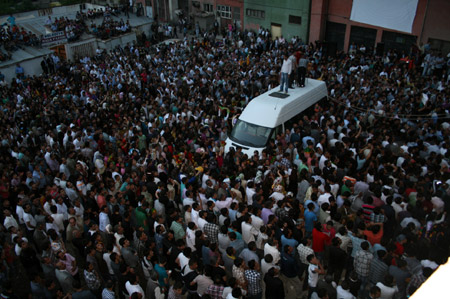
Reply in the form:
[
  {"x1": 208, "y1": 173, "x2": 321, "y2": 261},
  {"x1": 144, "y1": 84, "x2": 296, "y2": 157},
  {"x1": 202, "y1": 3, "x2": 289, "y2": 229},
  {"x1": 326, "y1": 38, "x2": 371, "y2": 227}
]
[
  {"x1": 394, "y1": 234, "x2": 407, "y2": 256},
  {"x1": 312, "y1": 222, "x2": 330, "y2": 261},
  {"x1": 322, "y1": 221, "x2": 336, "y2": 246},
  {"x1": 363, "y1": 222, "x2": 383, "y2": 246}
]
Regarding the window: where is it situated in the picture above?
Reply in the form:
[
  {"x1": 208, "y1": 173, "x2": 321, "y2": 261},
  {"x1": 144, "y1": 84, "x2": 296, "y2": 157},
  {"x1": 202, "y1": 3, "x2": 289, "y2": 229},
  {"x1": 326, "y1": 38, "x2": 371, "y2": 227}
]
[
  {"x1": 233, "y1": 7, "x2": 240, "y2": 21},
  {"x1": 230, "y1": 120, "x2": 272, "y2": 148},
  {"x1": 203, "y1": 3, "x2": 213, "y2": 12},
  {"x1": 246, "y1": 9, "x2": 265, "y2": 19},
  {"x1": 289, "y1": 15, "x2": 302, "y2": 25},
  {"x1": 217, "y1": 5, "x2": 231, "y2": 19},
  {"x1": 395, "y1": 36, "x2": 405, "y2": 44}
]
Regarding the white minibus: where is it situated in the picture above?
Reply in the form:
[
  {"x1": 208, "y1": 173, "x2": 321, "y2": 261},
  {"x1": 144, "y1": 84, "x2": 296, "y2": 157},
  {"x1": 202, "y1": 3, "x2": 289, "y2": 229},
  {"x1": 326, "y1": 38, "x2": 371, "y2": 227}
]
[{"x1": 224, "y1": 79, "x2": 328, "y2": 157}]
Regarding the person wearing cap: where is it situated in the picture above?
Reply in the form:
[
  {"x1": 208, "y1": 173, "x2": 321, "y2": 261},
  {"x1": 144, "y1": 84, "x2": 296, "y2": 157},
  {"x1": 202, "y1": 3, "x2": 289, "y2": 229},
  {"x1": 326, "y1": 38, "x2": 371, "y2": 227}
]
[{"x1": 218, "y1": 178, "x2": 231, "y2": 200}]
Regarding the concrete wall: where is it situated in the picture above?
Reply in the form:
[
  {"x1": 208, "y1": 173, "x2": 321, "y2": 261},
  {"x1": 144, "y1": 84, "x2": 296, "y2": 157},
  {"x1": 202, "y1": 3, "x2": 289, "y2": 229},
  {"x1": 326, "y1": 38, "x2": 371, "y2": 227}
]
[
  {"x1": 0, "y1": 3, "x2": 107, "y2": 24},
  {"x1": 97, "y1": 32, "x2": 138, "y2": 51},
  {"x1": 421, "y1": 0, "x2": 450, "y2": 44},
  {"x1": 0, "y1": 54, "x2": 47, "y2": 83},
  {"x1": 244, "y1": 0, "x2": 310, "y2": 41},
  {"x1": 309, "y1": 0, "x2": 450, "y2": 52},
  {"x1": 64, "y1": 31, "x2": 138, "y2": 61}
]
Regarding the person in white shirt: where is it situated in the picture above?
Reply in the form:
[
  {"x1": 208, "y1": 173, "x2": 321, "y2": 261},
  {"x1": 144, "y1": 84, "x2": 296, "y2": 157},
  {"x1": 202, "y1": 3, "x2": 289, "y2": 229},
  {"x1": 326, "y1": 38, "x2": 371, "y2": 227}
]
[
  {"x1": 241, "y1": 215, "x2": 258, "y2": 245},
  {"x1": 191, "y1": 203, "x2": 200, "y2": 226},
  {"x1": 103, "y1": 248, "x2": 115, "y2": 277},
  {"x1": 43, "y1": 198, "x2": 56, "y2": 215},
  {"x1": 250, "y1": 210, "x2": 264, "y2": 231},
  {"x1": 336, "y1": 227, "x2": 352, "y2": 252},
  {"x1": 114, "y1": 225, "x2": 125, "y2": 251},
  {"x1": 64, "y1": 182, "x2": 79, "y2": 203},
  {"x1": 218, "y1": 226, "x2": 231, "y2": 254},
  {"x1": 201, "y1": 171, "x2": 212, "y2": 189},
  {"x1": 261, "y1": 253, "x2": 279, "y2": 276},
  {"x1": 176, "y1": 249, "x2": 190, "y2": 271},
  {"x1": 74, "y1": 200, "x2": 84, "y2": 218},
  {"x1": 99, "y1": 206, "x2": 110, "y2": 232},
  {"x1": 256, "y1": 227, "x2": 268, "y2": 250},
  {"x1": 183, "y1": 190, "x2": 195, "y2": 206},
  {"x1": 141, "y1": 249, "x2": 155, "y2": 280},
  {"x1": 421, "y1": 259, "x2": 438, "y2": 270},
  {"x1": 186, "y1": 223, "x2": 197, "y2": 251},
  {"x1": 23, "y1": 204, "x2": 36, "y2": 232},
  {"x1": 3, "y1": 209, "x2": 18, "y2": 230},
  {"x1": 125, "y1": 275, "x2": 145, "y2": 297},
  {"x1": 318, "y1": 184, "x2": 333, "y2": 206},
  {"x1": 56, "y1": 197, "x2": 69, "y2": 221},
  {"x1": 336, "y1": 280, "x2": 356, "y2": 299},
  {"x1": 197, "y1": 211, "x2": 207, "y2": 231},
  {"x1": 264, "y1": 239, "x2": 280, "y2": 264},
  {"x1": 193, "y1": 271, "x2": 214, "y2": 296},
  {"x1": 280, "y1": 53, "x2": 292, "y2": 93},
  {"x1": 245, "y1": 182, "x2": 256, "y2": 205},
  {"x1": 376, "y1": 275, "x2": 398, "y2": 299},
  {"x1": 269, "y1": 185, "x2": 285, "y2": 202},
  {"x1": 16, "y1": 199, "x2": 25, "y2": 225},
  {"x1": 50, "y1": 206, "x2": 65, "y2": 234},
  {"x1": 308, "y1": 254, "x2": 325, "y2": 290},
  {"x1": 215, "y1": 196, "x2": 232, "y2": 210},
  {"x1": 60, "y1": 159, "x2": 71, "y2": 179}
]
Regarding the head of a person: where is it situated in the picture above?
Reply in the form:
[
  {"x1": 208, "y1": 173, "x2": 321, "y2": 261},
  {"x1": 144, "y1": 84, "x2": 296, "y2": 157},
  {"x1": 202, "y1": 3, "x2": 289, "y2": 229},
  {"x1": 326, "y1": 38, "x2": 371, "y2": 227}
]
[
  {"x1": 369, "y1": 286, "x2": 381, "y2": 298},
  {"x1": 361, "y1": 241, "x2": 369, "y2": 251}
]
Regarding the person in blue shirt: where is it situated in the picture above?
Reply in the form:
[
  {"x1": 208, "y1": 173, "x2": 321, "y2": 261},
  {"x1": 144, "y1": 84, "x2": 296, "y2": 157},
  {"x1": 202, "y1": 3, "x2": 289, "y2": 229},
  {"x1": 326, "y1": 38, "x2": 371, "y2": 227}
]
[
  {"x1": 281, "y1": 228, "x2": 299, "y2": 251},
  {"x1": 280, "y1": 245, "x2": 300, "y2": 278},
  {"x1": 154, "y1": 256, "x2": 169, "y2": 288},
  {"x1": 304, "y1": 202, "x2": 318, "y2": 236},
  {"x1": 15, "y1": 63, "x2": 24, "y2": 79},
  {"x1": 304, "y1": 192, "x2": 320, "y2": 216},
  {"x1": 229, "y1": 231, "x2": 245, "y2": 256},
  {"x1": 7, "y1": 15, "x2": 16, "y2": 27}
]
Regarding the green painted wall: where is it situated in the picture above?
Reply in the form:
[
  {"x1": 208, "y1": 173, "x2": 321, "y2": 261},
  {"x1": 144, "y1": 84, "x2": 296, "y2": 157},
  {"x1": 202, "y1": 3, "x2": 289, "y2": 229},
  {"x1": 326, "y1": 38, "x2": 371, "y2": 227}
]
[{"x1": 244, "y1": 0, "x2": 310, "y2": 42}]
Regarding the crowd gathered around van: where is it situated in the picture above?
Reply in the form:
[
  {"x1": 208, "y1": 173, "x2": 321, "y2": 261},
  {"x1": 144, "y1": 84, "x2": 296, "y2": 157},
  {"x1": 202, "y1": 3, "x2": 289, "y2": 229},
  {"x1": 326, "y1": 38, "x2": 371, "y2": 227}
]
[{"x1": 0, "y1": 23, "x2": 449, "y2": 299}]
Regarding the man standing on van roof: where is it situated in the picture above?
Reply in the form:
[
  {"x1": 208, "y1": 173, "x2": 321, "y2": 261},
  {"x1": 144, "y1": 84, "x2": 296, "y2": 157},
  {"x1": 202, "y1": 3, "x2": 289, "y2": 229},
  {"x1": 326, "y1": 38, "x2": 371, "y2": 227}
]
[
  {"x1": 280, "y1": 54, "x2": 292, "y2": 94},
  {"x1": 298, "y1": 54, "x2": 309, "y2": 88}
]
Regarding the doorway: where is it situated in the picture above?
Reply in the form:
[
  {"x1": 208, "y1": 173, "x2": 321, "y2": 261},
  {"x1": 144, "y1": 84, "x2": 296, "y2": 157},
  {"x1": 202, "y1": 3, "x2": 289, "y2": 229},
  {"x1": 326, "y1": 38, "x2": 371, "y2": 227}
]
[
  {"x1": 51, "y1": 44, "x2": 66, "y2": 60},
  {"x1": 271, "y1": 23, "x2": 282, "y2": 40}
]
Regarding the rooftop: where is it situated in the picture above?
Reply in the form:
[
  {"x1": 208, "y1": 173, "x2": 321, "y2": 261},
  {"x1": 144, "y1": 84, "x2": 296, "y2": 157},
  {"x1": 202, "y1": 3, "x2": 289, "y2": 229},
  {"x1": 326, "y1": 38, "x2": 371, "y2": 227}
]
[{"x1": 0, "y1": 3, "x2": 152, "y2": 68}]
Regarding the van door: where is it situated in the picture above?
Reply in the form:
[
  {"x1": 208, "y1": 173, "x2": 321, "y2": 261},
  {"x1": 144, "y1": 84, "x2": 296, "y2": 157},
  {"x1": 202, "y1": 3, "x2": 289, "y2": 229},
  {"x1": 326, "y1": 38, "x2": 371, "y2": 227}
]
[{"x1": 271, "y1": 124, "x2": 283, "y2": 142}]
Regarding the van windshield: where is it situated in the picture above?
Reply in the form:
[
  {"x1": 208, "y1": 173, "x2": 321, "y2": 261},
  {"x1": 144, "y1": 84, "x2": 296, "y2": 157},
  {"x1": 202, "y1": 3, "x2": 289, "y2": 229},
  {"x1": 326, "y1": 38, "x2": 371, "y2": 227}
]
[{"x1": 229, "y1": 119, "x2": 273, "y2": 148}]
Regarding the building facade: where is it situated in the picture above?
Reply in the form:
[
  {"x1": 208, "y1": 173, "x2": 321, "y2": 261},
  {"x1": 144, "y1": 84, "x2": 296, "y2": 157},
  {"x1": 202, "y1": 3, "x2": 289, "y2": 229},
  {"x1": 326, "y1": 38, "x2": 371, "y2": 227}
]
[
  {"x1": 134, "y1": 0, "x2": 180, "y2": 22},
  {"x1": 309, "y1": 0, "x2": 450, "y2": 54},
  {"x1": 244, "y1": 0, "x2": 310, "y2": 41},
  {"x1": 188, "y1": 0, "x2": 244, "y2": 29}
]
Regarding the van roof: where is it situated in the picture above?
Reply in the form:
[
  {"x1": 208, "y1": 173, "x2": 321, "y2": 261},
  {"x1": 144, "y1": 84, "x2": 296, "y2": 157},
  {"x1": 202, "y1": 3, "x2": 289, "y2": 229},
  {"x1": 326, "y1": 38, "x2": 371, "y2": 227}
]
[{"x1": 239, "y1": 79, "x2": 328, "y2": 128}]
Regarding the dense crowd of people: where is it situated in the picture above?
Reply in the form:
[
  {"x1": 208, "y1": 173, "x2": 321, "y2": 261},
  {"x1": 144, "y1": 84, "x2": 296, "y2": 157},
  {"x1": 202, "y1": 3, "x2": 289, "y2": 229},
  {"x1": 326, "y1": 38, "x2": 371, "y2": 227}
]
[
  {"x1": 0, "y1": 22, "x2": 40, "y2": 61},
  {"x1": 90, "y1": 17, "x2": 131, "y2": 40},
  {"x1": 0, "y1": 20, "x2": 449, "y2": 299},
  {"x1": 45, "y1": 16, "x2": 87, "y2": 43}
]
